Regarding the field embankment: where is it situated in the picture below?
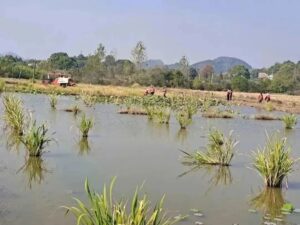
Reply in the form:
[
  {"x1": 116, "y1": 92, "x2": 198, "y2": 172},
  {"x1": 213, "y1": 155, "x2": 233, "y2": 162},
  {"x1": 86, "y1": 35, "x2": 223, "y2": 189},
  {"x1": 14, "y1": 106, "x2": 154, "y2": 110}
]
[{"x1": 3, "y1": 78, "x2": 300, "y2": 113}]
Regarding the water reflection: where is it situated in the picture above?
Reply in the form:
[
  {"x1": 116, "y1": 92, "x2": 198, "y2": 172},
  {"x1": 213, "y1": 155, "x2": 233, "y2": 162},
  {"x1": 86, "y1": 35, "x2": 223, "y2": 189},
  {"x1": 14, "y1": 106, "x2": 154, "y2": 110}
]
[
  {"x1": 18, "y1": 157, "x2": 49, "y2": 189},
  {"x1": 250, "y1": 188, "x2": 287, "y2": 222},
  {"x1": 78, "y1": 137, "x2": 90, "y2": 155},
  {"x1": 146, "y1": 120, "x2": 170, "y2": 138},
  {"x1": 179, "y1": 165, "x2": 232, "y2": 191},
  {"x1": 176, "y1": 129, "x2": 188, "y2": 143}
]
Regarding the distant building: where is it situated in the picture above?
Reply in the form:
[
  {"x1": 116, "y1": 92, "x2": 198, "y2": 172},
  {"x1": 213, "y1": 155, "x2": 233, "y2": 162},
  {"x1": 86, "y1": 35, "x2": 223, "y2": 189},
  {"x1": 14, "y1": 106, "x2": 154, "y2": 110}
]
[{"x1": 258, "y1": 72, "x2": 273, "y2": 80}]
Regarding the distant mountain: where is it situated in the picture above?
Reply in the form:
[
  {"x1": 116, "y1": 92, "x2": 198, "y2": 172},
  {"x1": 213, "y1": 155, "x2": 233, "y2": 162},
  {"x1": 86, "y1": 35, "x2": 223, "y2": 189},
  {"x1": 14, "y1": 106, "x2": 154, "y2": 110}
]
[
  {"x1": 141, "y1": 59, "x2": 165, "y2": 69},
  {"x1": 191, "y1": 56, "x2": 252, "y2": 74},
  {"x1": 167, "y1": 56, "x2": 251, "y2": 74}
]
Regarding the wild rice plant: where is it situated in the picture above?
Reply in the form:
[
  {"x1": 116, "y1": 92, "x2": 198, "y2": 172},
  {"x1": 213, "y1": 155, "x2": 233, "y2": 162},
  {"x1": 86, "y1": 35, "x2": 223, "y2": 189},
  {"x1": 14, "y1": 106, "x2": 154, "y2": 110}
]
[
  {"x1": 49, "y1": 94, "x2": 58, "y2": 109},
  {"x1": 282, "y1": 114, "x2": 297, "y2": 129},
  {"x1": 0, "y1": 79, "x2": 5, "y2": 93},
  {"x1": 81, "y1": 91, "x2": 97, "y2": 107},
  {"x1": 182, "y1": 129, "x2": 237, "y2": 166},
  {"x1": 252, "y1": 134, "x2": 298, "y2": 187},
  {"x1": 62, "y1": 178, "x2": 180, "y2": 225},
  {"x1": 2, "y1": 94, "x2": 26, "y2": 135},
  {"x1": 21, "y1": 121, "x2": 51, "y2": 157},
  {"x1": 176, "y1": 111, "x2": 192, "y2": 129},
  {"x1": 153, "y1": 107, "x2": 171, "y2": 124},
  {"x1": 79, "y1": 114, "x2": 94, "y2": 137}
]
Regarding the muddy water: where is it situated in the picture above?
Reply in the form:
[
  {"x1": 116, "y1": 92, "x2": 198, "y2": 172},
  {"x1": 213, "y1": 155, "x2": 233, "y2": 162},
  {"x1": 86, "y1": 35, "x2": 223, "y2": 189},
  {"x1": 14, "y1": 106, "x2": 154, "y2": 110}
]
[{"x1": 0, "y1": 93, "x2": 299, "y2": 225}]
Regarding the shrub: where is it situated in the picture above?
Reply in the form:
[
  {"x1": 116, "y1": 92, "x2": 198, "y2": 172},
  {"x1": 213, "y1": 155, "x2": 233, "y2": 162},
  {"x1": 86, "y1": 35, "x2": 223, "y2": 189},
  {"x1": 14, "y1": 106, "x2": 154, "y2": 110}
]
[
  {"x1": 62, "y1": 178, "x2": 180, "y2": 225},
  {"x1": 182, "y1": 129, "x2": 237, "y2": 166},
  {"x1": 282, "y1": 114, "x2": 297, "y2": 129},
  {"x1": 252, "y1": 134, "x2": 298, "y2": 187}
]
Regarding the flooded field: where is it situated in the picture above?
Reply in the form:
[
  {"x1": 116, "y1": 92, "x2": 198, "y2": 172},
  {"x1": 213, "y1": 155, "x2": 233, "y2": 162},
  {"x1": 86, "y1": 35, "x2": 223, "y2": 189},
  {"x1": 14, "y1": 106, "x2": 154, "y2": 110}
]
[{"x1": 0, "y1": 93, "x2": 300, "y2": 225}]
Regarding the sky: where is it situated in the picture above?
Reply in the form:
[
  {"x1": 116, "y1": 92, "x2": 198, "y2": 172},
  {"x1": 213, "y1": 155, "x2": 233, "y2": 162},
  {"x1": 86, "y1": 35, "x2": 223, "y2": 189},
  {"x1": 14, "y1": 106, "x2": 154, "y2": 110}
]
[{"x1": 1, "y1": 0, "x2": 300, "y2": 68}]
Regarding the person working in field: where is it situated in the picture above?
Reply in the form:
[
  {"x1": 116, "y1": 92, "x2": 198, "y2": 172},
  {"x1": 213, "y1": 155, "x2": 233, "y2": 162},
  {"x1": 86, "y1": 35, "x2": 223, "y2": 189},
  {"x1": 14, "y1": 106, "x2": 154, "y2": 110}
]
[
  {"x1": 265, "y1": 93, "x2": 271, "y2": 102},
  {"x1": 144, "y1": 85, "x2": 156, "y2": 96},
  {"x1": 227, "y1": 89, "x2": 233, "y2": 101},
  {"x1": 258, "y1": 92, "x2": 264, "y2": 103}
]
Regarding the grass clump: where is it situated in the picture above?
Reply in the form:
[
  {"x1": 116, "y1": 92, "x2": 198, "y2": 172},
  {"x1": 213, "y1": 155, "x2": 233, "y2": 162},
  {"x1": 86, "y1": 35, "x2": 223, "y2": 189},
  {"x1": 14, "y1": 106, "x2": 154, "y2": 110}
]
[
  {"x1": 80, "y1": 91, "x2": 97, "y2": 107},
  {"x1": 202, "y1": 108, "x2": 234, "y2": 119},
  {"x1": 153, "y1": 107, "x2": 171, "y2": 124},
  {"x1": 182, "y1": 129, "x2": 237, "y2": 166},
  {"x1": 62, "y1": 178, "x2": 180, "y2": 225},
  {"x1": 49, "y1": 94, "x2": 58, "y2": 109},
  {"x1": 176, "y1": 111, "x2": 192, "y2": 129},
  {"x1": 21, "y1": 121, "x2": 51, "y2": 157},
  {"x1": 0, "y1": 79, "x2": 5, "y2": 93},
  {"x1": 282, "y1": 114, "x2": 297, "y2": 129},
  {"x1": 252, "y1": 134, "x2": 298, "y2": 188},
  {"x1": 2, "y1": 94, "x2": 26, "y2": 135},
  {"x1": 79, "y1": 114, "x2": 94, "y2": 138}
]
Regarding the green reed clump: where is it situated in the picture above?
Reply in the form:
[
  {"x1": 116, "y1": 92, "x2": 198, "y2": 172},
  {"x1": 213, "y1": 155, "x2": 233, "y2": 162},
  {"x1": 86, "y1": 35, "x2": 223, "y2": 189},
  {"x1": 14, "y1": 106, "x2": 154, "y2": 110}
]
[
  {"x1": 2, "y1": 94, "x2": 26, "y2": 135},
  {"x1": 80, "y1": 91, "x2": 97, "y2": 107},
  {"x1": 153, "y1": 107, "x2": 171, "y2": 124},
  {"x1": 252, "y1": 134, "x2": 298, "y2": 188},
  {"x1": 182, "y1": 129, "x2": 237, "y2": 166},
  {"x1": 62, "y1": 178, "x2": 179, "y2": 225},
  {"x1": 282, "y1": 114, "x2": 297, "y2": 129},
  {"x1": 49, "y1": 94, "x2": 58, "y2": 109},
  {"x1": 21, "y1": 121, "x2": 51, "y2": 157},
  {"x1": 0, "y1": 79, "x2": 5, "y2": 93},
  {"x1": 176, "y1": 111, "x2": 192, "y2": 129},
  {"x1": 79, "y1": 114, "x2": 94, "y2": 137}
]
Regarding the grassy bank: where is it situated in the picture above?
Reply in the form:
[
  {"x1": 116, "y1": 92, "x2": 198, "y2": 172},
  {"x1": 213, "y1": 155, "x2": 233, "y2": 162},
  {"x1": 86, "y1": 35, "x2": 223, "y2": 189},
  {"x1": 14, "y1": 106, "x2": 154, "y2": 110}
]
[{"x1": 3, "y1": 78, "x2": 300, "y2": 113}]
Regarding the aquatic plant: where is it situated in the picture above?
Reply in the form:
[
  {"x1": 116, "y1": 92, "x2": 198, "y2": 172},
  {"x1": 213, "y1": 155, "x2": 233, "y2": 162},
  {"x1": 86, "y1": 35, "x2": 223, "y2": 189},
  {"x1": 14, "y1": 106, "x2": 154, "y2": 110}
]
[
  {"x1": 252, "y1": 134, "x2": 298, "y2": 187},
  {"x1": 21, "y1": 121, "x2": 51, "y2": 157},
  {"x1": 282, "y1": 114, "x2": 297, "y2": 129},
  {"x1": 202, "y1": 108, "x2": 234, "y2": 119},
  {"x1": 49, "y1": 94, "x2": 58, "y2": 109},
  {"x1": 0, "y1": 79, "x2": 5, "y2": 93},
  {"x1": 176, "y1": 111, "x2": 192, "y2": 129},
  {"x1": 153, "y1": 107, "x2": 171, "y2": 124},
  {"x1": 63, "y1": 178, "x2": 180, "y2": 225},
  {"x1": 79, "y1": 114, "x2": 94, "y2": 137},
  {"x1": 182, "y1": 129, "x2": 237, "y2": 166},
  {"x1": 2, "y1": 94, "x2": 26, "y2": 135},
  {"x1": 80, "y1": 91, "x2": 97, "y2": 107},
  {"x1": 265, "y1": 102, "x2": 274, "y2": 112}
]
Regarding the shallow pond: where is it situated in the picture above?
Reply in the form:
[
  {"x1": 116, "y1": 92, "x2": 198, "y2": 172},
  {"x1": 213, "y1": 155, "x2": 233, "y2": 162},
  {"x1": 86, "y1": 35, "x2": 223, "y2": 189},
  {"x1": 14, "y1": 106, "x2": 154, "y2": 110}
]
[{"x1": 0, "y1": 93, "x2": 300, "y2": 225}]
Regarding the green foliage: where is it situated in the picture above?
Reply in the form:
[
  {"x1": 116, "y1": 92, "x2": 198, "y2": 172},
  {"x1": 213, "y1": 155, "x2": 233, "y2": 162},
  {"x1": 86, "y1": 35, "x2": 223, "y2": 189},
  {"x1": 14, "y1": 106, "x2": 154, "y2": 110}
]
[
  {"x1": 2, "y1": 94, "x2": 26, "y2": 135},
  {"x1": 252, "y1": 134, "x2": 298, "y2": 187},
  {"x1": 79, "y1": 114, "x2": 94, "y2": 137},
  {"x1": 48, "y1": 52, "x2": 76, "y2": 70},
  {"x1": 0, "y1": 79, "x2": 5, "y2": 92},
  {"x1": 21, "y1": 121, "x2": 51, "y2": 157},
  {"x1": 231, "y1": 75, "x2": 249, "y2": 91},
  {"x1": 80, "y1": 91, "x2": 97, "y2": 107},
  {"x1": 282, "y1": 114, "x2": 297, "y2": 129},
  {"x1": 281, "y1": 203, "x2": 295, "y2": 213},
  {"x1": 182, "y1": 129, "x2": 237, "y2": 166},
  {"x1": 176, "y1": 111, "x2": 192, "y2": 129},
  {"x1": 229, "y1": 65, "x2": 250, "y2": 79},
  {"x1": 49, "y1": 94, "x2": 58, "y2": 109},
  {"x1": 62, "y1": 178, "x2": 179, "y2": 225}
]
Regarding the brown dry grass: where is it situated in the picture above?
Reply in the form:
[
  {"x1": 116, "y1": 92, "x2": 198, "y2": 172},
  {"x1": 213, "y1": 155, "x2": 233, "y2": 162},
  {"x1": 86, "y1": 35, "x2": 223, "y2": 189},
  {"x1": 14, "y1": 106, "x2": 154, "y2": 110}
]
[{"x1": 3, "y1": 78, "x2": 300, "y2": 113}]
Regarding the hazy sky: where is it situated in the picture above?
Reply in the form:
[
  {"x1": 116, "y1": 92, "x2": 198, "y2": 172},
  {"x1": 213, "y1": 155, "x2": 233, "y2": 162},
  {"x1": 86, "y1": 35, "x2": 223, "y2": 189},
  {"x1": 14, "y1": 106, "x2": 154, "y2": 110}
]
[{"x1": 1, "y1": 0, "x2": 300, "y2": 68}]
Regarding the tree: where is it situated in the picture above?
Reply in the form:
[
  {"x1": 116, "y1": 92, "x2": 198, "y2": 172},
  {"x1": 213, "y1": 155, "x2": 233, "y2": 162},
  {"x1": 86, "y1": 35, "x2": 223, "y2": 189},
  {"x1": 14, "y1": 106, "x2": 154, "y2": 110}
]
[
  {"x1": 232, "y1": 75, "x2": 249, "y2": 91},
  {"x1": 200, "y1": 64, "x2": 214, "y2": 80},
  {"x1": 229, "y1": 65, "x2": 250, "y2": 79},
  {"x1": 95, "y1": 43, "x2": 106, "y2": 63},
  {"x1": 48, "y1": 52, "x2": 76, "y2": 70},
  {"x1": 131, "y1": 41, "x2": 147, "y2": 70},
  {"x1": 179, "y1": 55, "x2": 190, "y2": 78}
]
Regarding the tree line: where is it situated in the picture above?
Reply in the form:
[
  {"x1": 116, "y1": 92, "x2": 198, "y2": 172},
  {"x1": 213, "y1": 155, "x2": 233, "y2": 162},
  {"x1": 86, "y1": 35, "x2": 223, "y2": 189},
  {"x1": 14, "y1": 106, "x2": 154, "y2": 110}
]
[{"x1": 1, "y1": 41, "x2": 300, "y2": 94}]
